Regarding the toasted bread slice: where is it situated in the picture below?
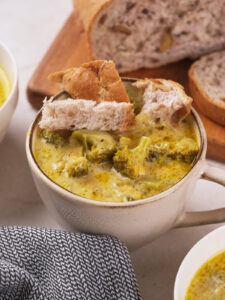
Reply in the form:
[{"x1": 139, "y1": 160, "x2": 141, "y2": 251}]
[
  {"x1": 39, "y1": 98, "x2": 135, "y2": 132},
  {"x1": 133, "y1": 78, "x2": 192, "y2": 124},
  {"x1": 48, "y1": 60, "x2": 130, "y2": 103},
  {"x1": 189, "y1": 51, "x2": 225, "y2": 126}
]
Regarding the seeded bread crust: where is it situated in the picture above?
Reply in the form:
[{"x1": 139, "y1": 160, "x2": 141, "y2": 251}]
[
  {"x1": 189, "y1": 51, "x2": 225, "y2": 126},
  {"x1": 133, "y1": 78, "x2": 192, "y2": 123},
  {"x1": 49, "y1": 60, "x2": 130, "y2": 103},
  {"x1": 74, "y1": 0, "x2": 225, "y2": 73},
  {"x1": 73, "y1": 0, "x2": 113, "y2": 61}
]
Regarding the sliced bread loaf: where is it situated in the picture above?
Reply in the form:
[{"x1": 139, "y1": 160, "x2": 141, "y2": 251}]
[
  {"x1": 74, "y1": 0, "x2": 225, "y2": 72},
  {"x1": 39, "y1": 98, "x2": 135, "y2": 132},
  {"x1": 48, "y1": 60, "x2": 130, "y2": 103},
  {"x1": 189, "y1": 50, "x2": 225, "y2": 126},
  {"x1": 133, "y1": 79, "x2": 192, "y2": 124}
]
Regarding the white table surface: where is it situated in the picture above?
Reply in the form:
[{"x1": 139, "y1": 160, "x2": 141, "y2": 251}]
[{"x1": 0, "y1": 1, "x2": 225, "y2": 299}]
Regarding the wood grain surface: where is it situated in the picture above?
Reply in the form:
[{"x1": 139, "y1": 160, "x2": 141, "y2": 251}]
[{"x1": 27, "y1": 13, "x2": 225, "y2": 162}]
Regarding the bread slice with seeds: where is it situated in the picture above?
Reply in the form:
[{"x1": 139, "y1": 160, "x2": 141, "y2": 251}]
[
  {"x1": 188, "y1": 50, "x2": 225, "y2": 126},
  {"x1": 74, "y1": 0, "x2": 225, "y2": 72}
]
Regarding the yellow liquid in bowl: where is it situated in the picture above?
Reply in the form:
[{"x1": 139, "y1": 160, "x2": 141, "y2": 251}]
[
  {"x1": 186, "y1": 250, "x2": 225, "y2": 299},
  {"x1": 0, "y1": 66, "x2": 11, "y2": 107}
]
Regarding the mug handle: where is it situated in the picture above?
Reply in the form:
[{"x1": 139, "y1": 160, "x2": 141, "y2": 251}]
[{"x1": 175, "y1": 163, "x2": 225, "y2": 228}]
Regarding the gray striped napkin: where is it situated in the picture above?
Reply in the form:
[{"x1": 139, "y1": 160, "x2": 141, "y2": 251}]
[{"x1": 0, "y1": 227, "x2": 141, "y2": 300}]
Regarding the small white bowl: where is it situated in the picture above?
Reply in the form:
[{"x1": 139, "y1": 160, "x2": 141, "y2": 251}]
[
  {"x1": 174, "y1": 225, "x2": 225, "y2": 299},
  {"x1": 0, "y1": 41, "x2": 18, "y2": 142}
]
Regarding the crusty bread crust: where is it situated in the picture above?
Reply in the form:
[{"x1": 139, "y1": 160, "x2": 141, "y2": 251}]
[
  {"x1": 134, "y1": 78, "x2": 186, "y2": 93},
  {"x1": 49, "y1": 60, "x2": 130, "y2": 103},
  {"x1": 133, "y1": 78, "x2": 192, "y2": 123},
  {"x1": 73, "y1": 0, "x2": 111, "y2": 32},
  {"x1": 73, "y1": 0, "x2": 113, "y2": 61},
  {"x1": 189, "y1": 61, "x2": 225, "y2": 126}
]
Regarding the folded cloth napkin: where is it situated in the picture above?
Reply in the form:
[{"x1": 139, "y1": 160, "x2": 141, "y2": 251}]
[{"x1": 0, "y1": 226, "x2": 141, "y2": 300}]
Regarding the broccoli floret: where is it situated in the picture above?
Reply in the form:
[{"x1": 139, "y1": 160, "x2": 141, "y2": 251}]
[
  {"x1": 65, "y1": 154, "x2": 88, "y2": 177},
  {"x1": 148, "y1": 143, "x2": 169, "y2": 162},
  {"x1": 38, "y1": 128, "x2": 66, "y2": 147},
  {"x1": 69, "y1": 130, "x2": 117, "y2": 162},
  {"x1": 113, "y1": 136, "x2": 151, "y2": 179},
  {"x1": 148, "y1": 138, "x2": 199, "y2": 164}
]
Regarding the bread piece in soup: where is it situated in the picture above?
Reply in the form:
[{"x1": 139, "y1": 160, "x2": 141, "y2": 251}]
[
  {"x1": 48, "y1": 60, "x2": 130, "y2": 103},
  {"x1": 133, "y1": 78, "x2": 192, "y2": 124}
]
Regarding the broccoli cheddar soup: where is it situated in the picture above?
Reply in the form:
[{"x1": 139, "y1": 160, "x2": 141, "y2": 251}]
[
  {"x1": 33, "y1": 111, "x2": 199, "y2": 203},
  {"x1": 186, "y1": 251, "x2": 225, "y2": 299}
]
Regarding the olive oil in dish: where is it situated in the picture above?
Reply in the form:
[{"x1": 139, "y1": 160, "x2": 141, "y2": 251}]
[{"x1": 0, "y1": 66, "x2": 11, "y2": 107}]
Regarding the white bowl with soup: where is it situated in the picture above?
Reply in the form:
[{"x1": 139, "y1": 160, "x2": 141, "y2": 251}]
[
  {"x1": 26, "y1": 78, "x2": 225, "y2": 249},
  {"x1": 0, "y1": 41, "x2": 18, "y2": 142},
  {"x1": 175, "y1": 225, "x2": 225, "y2": 300}
]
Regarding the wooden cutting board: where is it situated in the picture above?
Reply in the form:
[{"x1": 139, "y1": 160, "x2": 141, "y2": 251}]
[{"x1": 27, "y1": 13, "x2": 225, "y2": 163}]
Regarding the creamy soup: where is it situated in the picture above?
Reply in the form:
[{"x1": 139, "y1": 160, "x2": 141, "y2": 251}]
[
  {"x1": 0, "y1": 66, "x2": 11, "y2": 107},
  {"x1": 186, "y1": 250, "x2": 225, "y2": 299},
  {"x1": 33, "y1": 106, "x2": 199, "y2": 203}
]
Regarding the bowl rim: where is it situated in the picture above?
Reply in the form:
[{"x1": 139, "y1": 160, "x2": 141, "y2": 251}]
[
  {"x1": 26, "y1": 78, "x2": 207, "y2": 208},
  {"x1": 0, "y1": 40, "x2": 18, "y2": 112},
  {"x1": 174, "y1": 224, "x2": 225, "y2": 299}
]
